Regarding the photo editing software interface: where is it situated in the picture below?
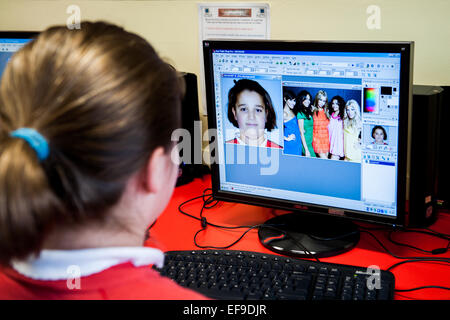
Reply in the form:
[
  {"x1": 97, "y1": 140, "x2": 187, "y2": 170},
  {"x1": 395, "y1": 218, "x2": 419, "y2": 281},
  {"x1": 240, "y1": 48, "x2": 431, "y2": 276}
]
[
  {"x1": 0, "y1": 38, "x2": 31, "y2": 77},
  {"x1": 211, "y1": 48, "x2": 402, "y2": 219}
]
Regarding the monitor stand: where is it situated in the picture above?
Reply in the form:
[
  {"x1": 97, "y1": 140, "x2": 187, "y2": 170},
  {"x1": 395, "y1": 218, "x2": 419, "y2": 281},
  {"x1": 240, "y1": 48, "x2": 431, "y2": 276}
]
[{"x1": 258, "y1": 213, "x2": 360, "y2": 258}]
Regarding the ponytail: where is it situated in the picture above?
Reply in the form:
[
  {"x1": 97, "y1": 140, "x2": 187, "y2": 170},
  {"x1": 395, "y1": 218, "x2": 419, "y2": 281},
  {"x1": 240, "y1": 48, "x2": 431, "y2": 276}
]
[{"x1": 0, "y1": 138, "x2": 64, "y2": 265}]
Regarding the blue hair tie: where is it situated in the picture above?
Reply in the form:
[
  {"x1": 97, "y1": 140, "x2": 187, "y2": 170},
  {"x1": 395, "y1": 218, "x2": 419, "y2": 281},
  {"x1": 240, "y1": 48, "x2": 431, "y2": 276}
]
[{"x1": 10, "y1": 128, "x2": 50, "y2": 161}]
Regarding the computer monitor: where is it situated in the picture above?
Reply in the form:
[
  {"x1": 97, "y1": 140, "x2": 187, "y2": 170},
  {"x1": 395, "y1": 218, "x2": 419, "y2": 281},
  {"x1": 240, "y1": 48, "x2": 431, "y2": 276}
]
[
  {"x1": 203, "y1": 40, "x2": 413, "y2": 258},
  {"x1": 0, "y1": 32, "x2": 38, "y2": 78}
]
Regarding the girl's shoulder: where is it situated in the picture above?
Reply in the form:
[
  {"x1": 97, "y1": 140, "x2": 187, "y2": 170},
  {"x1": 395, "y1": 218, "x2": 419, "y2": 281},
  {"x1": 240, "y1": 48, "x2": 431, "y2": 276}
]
[
  {"x1": 267, "y1": 140, "x2": 282, "y2": 149},
  {"x1": 284, "y1": 110, "x2": 296, "y2": 122},
  {"x1": 226, "y1": 138, "x2": 239, "y2": 144}
]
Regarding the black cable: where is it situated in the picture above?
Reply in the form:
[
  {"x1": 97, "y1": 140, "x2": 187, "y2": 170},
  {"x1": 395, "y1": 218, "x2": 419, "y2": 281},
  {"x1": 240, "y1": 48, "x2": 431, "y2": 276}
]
[
  {"x1": 386, "y1": 259, "x2": 450, "y2": 293},
  {"x1": 398, "y1": 227, "x2": 450, "y2": 240},
  {"x1": 178, "y1": 188, "x2": 320, "y2": 261},
  {"x1": 386, "y1": 258, "x2": 450, "y2": 272},
  {"x1": 359, "y1": 224, "x2": 450, "y2": 256},
  {"x1": 178, "y1": 193, "x2": 210, "y2": 222},
  {"x1": 387, "y1": 230, "x2": 450, "y2": 255},
  {"x1": 201, "y1": 188, "x2": 219, "y2": 209},
  {"x1": 423, "y1": 227, "x2": 450, "y2": 239},
  {"x1": 179, "y1": 189, "x2": 261, "y2": 248},
  {"x1": 360, "y1": 230, "x2": 450, "y2": 261},
  {"x1": 395, "y1": 286, "x2": 450, "y2": 292},
  {"x1": 193, "y1": 224, "x2": 262, "y2": 250},
  {"x1": 358, "y1": 222, "x2": 450, "y2": 240},
  {"x1": 178, "y1": 190, "x2": 255, "y2": 230}
]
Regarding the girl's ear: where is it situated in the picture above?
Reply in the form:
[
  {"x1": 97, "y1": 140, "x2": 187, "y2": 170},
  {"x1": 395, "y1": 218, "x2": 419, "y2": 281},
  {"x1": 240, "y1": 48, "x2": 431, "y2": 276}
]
[{"x1": 141, "y1": 147, "x2": 170, "y2": 194}]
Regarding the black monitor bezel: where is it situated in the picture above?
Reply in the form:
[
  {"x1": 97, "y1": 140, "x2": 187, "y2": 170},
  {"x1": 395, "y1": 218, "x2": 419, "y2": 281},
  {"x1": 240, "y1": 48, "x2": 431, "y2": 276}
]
[
  {"x1": 0, "y1": 31, "x2": 39, "y2": 51},
  {"x1": 0, "y1": 31, "x2": 39, "y2": 39},
  {"x1": 203, "y1": 40, "x2": 413, "y2": 228}
]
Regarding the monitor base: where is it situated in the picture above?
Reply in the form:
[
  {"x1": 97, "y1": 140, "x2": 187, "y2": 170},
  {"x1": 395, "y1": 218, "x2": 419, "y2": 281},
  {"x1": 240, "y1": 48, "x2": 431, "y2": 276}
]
[{"x1": 258, "y1": 213, "x2": 360, "y2": 259}]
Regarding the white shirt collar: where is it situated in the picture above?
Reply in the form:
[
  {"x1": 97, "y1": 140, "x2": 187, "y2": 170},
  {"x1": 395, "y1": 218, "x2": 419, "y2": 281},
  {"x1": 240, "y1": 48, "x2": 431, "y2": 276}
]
[{"x1": 11, "y1": 247, "x2": 164, "y2": 281}]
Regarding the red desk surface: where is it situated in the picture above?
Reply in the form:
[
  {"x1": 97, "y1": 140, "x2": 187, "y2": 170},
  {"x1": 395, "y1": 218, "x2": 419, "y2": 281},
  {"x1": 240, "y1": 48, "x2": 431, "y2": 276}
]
[{"x1": 146, "y1": 175, "x2": 450, "y2": 300}]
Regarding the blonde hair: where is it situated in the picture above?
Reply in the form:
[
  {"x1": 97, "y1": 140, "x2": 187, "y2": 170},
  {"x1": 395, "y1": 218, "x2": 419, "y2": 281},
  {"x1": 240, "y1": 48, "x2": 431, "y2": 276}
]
[
  {"x1": 313, "y1": 90, "x2": 328, "y2": 117},
  {"x1": 0, "y1": 22, "x2": 183, "y2": 265},
  {"x1": 344, "y1": 99, "x2": 362, "y2": 131}
]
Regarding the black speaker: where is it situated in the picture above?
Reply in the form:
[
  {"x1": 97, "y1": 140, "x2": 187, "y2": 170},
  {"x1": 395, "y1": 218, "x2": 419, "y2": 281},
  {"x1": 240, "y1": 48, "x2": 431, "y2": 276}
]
[
  {"x1": 437, "y1": 85, "x2": 450, "y2": 209},
  {"x1": 407, "y1": 85, "x2": 444, "y2": 227},
  {"x1": 176, "y1": 72, "x2": 209, "y2": 186}
]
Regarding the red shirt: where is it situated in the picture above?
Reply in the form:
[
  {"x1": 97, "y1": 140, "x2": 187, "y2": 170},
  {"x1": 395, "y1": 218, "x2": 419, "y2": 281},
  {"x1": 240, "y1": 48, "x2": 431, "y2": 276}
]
[
  {"x1": 0, "y1": 247, "x2": 208, "y2": 300},
  {"x1": 226, "y1": 138, "x2": 282, "y2": 149},
  {"x1": 0, "y1": 263, "x2": 207, "y2": 300}
]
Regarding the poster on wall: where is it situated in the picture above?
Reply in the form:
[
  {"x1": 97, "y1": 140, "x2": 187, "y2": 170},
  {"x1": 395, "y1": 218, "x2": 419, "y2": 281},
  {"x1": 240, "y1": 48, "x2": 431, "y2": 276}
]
[{"x1": 198, "y1": 3, "x2": 271, "y2": 115}]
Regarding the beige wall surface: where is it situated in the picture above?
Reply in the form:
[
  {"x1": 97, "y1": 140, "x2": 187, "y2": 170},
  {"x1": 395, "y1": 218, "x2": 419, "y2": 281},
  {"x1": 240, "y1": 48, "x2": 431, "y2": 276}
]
[{"x1": 0, "y1": 0, "x2": 449, "y2": 86}]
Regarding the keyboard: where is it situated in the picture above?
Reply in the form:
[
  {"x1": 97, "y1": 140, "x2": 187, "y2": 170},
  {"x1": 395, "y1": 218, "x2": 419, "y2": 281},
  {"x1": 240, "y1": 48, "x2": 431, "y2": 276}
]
[{"x1": 154, "y1": 250, "x2": 395, "y2": 300}]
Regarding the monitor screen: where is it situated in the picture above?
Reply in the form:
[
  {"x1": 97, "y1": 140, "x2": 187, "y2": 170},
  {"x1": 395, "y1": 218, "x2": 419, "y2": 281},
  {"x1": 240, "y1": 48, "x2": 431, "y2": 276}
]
[
  {"x1": 203, "y1": 40, "x2": 413, "y2": 227},
  {"x1": 0, "y1": 33, "x2": 37, "y2": 78}
]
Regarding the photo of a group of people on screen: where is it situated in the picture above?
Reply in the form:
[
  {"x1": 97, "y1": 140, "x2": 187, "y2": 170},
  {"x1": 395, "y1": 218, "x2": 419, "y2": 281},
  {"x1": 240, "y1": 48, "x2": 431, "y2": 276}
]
[
  {"x1": 283, "y1": 87, "x2": 364, "y2": 162},
  {"x1": 225, "y1": 78, "x2": 390, "y2": 163}
]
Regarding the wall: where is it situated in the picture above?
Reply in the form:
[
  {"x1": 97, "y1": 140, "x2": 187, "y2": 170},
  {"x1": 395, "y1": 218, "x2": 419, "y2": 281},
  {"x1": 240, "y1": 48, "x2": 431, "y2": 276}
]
[{"x1": 0, "y1": 0, "x2": 449, "y2": 86}]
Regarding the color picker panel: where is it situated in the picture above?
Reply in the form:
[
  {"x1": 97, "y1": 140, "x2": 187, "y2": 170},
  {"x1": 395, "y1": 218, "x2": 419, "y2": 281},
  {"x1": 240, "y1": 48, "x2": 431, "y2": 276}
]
[{"x1": 364, "y1": 88, "x2": 378, "y2": 113}]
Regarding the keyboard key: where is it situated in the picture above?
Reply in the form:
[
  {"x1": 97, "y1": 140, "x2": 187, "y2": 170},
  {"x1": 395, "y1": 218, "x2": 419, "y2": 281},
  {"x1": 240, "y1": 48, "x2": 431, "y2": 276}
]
[
  {"x1": 246, "y1": 290, "x2": 262, "y2": 300},
  {"x1": 319, "y1": 267, "x2": 329, "y2": 274},
  {"x1": 279, "y1": 292, "x2": 308, "y2": 300}
]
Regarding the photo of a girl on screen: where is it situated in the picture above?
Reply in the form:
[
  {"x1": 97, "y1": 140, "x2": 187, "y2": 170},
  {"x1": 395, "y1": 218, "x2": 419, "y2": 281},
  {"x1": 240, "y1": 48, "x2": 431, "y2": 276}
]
[
  {"x1": 328, "y1": 95, "x2": 346, "y2": 160},
  {"x1": 226, "y1": 79, "x2": 281, "y2": 148},
  {"x1": 344, "y1": 99, "x2": 362, "y2": 162},
  {"x1": 312, "y1": 90, "x2": 330, "y2": 159},
  {"x1": 371, "y1": 125, "x2": 388, "y2": 145},
  {"x1": 296, "y1": 90, "x2": 316, "y2": 157},
  {"x1": 283, "y1": 89, "x2": 302, "y2": 155}
]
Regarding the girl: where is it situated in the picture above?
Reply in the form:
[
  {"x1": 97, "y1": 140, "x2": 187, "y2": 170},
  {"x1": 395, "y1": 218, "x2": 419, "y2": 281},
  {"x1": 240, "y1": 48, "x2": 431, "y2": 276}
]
[
  {"x1": 372, "y1": 125, "x2": 388, "y2": 145},
  {"x1": 296, "y1": 90, "x2": 316, "y2": 157},
  {"x1": 328, "y1": 96, "x2": 345, "y2": 160},
  {"x1": 283, "y1": 90, "x2": 302, "y2": 155},
  {"x1": 312, "y1": 90, "x2": 330, "y2": 159},
  {"x1": 0, "y1": 22, "x2": 206, "y2": 299},
  {"x1": 226, "y1": 79, "x2": 281, "y2": 148},
  {"x1": 343, "y1": 99, "x2": 362, "y2": 162}
]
